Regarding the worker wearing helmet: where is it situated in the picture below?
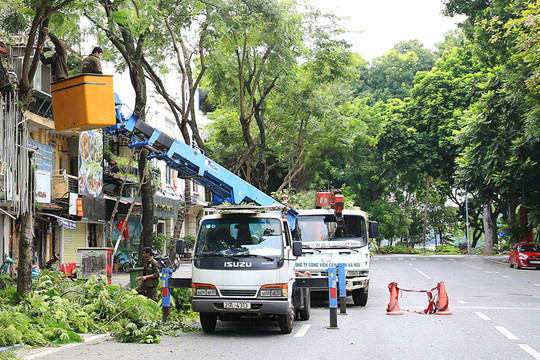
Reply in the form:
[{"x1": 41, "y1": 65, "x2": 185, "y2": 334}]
[{"x1": 280, "y1": 194, "x2": 295, "y2": 210}]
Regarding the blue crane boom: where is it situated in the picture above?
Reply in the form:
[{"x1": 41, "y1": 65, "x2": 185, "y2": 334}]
[{"x1": 104, "y1": 94, "x2": 279, "y2": 207}]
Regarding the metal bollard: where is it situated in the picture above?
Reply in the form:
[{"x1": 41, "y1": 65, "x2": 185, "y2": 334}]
[
  {"x1": 161, "y1": 268, "x2": 173, "y2": 323},
  {"x1": 327, "y1": 267, "x2": 338, "y2": 328},
  {"x1": 336, "y1": 263, "x2": 347, "y2": 314}
]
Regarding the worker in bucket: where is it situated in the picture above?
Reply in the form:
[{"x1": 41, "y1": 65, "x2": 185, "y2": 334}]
[{"x1": 281, "y1": 194, "x2": 295, "y2": 210}]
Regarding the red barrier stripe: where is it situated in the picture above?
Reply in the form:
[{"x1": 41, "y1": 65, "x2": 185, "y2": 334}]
[
  {"x1": 330, "y1": 288, "x2": 337, "y2": 299},
  {"x1": 162, "y1": 287, "x2": 168, "y2": 298}
]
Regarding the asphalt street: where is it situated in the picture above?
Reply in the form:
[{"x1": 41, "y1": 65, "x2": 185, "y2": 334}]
[{"x1": 15, "y1": 255, "x2": 540, "y2": 360}]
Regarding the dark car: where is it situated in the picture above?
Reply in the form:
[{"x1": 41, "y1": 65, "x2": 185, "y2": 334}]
[{"x1": 509, "y1": 243, "x2": 540, "y2": 269}]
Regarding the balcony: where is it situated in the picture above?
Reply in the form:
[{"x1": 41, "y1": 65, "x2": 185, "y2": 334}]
[{"x1": 52, "y1": 172, "x2": 77, "y2": 199}]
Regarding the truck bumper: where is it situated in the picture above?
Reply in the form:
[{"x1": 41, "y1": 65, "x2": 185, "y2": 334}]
[
  {"x1": 346, "y1": 276, "x2": 370, "y2": 293},
  {"x1": 192, "y1": 298, "x2": 290, "y2": 315}
]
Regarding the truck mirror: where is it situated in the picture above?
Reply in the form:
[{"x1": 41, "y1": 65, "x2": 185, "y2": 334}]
[
  {"x1": 176, "y1": 239, "x2": 185, "y2": 255},
  {"x1": 292, "y1": 241, "x2": 303, "y2": 257},
  {"x1": 369, "y1": 221, "x2": 379, "y2": 239}
]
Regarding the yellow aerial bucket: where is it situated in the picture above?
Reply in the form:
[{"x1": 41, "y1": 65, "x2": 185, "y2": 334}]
[{"x1": 51, "y1": 74, "x2": 115, "y2": 131}]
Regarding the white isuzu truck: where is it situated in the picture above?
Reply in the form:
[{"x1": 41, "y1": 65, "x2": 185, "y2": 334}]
[
  {"x1": 293, "y1": 191, "x2": 378, "y2": 306},
  {"x1": 178, "y1": 206, "x2": 310, "y2": 334}
]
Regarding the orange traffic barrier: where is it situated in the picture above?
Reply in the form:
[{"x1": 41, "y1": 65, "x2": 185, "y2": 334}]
[
  {"x1": 386, "y1": 282, "x2": 403, "y2": 315},
  {"x1": 435, "y1": 281, "x2": 452, "y2": 315}
]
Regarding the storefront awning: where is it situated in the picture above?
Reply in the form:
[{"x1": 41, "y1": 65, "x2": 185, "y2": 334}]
[{"x1": 36, "y1": 212, "x2": 77, "y2": 230}]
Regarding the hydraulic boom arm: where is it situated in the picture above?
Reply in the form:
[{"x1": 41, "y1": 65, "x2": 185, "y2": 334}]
[{"x1": 104, "y1": 95, "x2": 278, "y2": 207}]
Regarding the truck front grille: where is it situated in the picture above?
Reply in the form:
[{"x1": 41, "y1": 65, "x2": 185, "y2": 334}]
[{"x1": 220, "y1": 290, "x2": 257, "y2": 297}]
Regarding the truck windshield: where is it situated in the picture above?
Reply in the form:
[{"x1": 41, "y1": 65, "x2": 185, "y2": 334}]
[
  {"x1": 293, "y1": 215, "x2": 367, "y2": 247},
  {"x1": 196, "y1": 218, "x2": 283, "y2": 257}
]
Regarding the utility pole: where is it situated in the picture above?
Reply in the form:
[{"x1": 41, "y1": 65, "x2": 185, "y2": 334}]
[
  {"x1": 422, "y1": 176, "x2": 431, "y2": 255},
  {"x1": 466, "y1": 195, "x2": 470, "y2": 255}
]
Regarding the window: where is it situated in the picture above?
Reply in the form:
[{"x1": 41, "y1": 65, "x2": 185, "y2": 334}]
[
  {"x1": 196, "y1": 217, "x2": 283, "y2": 257},
  {"x1": 293, "y1": 214, "x2": 368, "y2": 247}
]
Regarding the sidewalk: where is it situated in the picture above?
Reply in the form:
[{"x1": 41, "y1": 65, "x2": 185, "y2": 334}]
[
  {"x1": 111, "y1": 270, "x2": 131, "y2": 288},
  {"x1": 110, "y1": 263, "x2": 192, "y2": 289}
]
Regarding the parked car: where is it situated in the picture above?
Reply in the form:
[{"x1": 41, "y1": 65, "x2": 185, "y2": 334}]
[{"x1": 509, "y1": 243, "x2": 540, "y2": 269}]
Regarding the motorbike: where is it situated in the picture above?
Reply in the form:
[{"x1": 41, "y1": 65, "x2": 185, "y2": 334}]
[
  {"x1": 44, "y1": 253, "x2": 60, "y2": 269},
  {"x1": 0, "y1": 253, "x2": 15, "y2": 276},
  {"x1": 122, "y1": 251, "x2": 138, "y2": 273},
  {"x1": 153, "y1": 250, "x2": 171, "y2": 270},
  {"x1": 44, "y1": 253, "x2": 77, "y2": 280}
]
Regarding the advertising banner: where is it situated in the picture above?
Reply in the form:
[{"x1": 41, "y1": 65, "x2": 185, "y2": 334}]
[{"x1": 78, "y1": 131, "x2": 103, "y2": 197}]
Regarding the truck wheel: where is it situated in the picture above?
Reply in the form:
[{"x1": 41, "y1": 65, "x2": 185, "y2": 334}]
[
  {"x1": 278, "y1": 307, "x2": 294, "y2": 334},
  {"x1": 200, "y1": 313, "x2": 217, "y2": 333},
  {"x1": 352, "y1": 288, "x2": 368, "y2": 307},
  {"x1": 298, "y1": 289, "x2": 311, "y2": 320}
]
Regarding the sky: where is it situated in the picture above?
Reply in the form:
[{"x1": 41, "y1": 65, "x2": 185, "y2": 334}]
[{"x1": 309, "y1": 0, "x2": 464, "y2": 60}]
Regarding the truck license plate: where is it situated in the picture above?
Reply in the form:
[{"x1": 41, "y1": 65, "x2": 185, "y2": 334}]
[{"x1": 223, "y1": 302, "x2": 251, "y2": 309}]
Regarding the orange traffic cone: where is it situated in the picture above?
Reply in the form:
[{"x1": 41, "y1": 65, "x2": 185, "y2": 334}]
[
  {"x1": 386, "y1": 282, "x2": 403, "y2": 315},
  {"x1": 435, "y1": 281, "x2": 452, "y2": 315}
]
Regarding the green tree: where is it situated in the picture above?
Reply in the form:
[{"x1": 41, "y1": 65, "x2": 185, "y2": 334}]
[
  {"x1": 353, "y1": 41, "x2": 437, "y2": 102},
  {"x1": 205, "y1": 1, "x2": 357, "y2": 193},
  {"x1": 448, "y1": 0, "x2": 540, "y2": 247},
  {"x1": 84, "y1": 0, "x2": 157, "y2": 262},
  {"x1": 1, "y1": 0, "x2": 78, "y2": 296}
]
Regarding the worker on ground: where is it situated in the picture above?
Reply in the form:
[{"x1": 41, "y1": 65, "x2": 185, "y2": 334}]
[
  {"x1": 135, "y1": 247, "x2": 160, "y2": 302},
  {"x1": 81, "y1": 47, "x2": 103, "y2": 74},
  {"x1": 39, "y1": 27, "x2": 68, "y2": 81}
]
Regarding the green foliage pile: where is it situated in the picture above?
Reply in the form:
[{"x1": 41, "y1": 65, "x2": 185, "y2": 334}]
[{"x1": 0, "y1": 270, "x2": 195, "y2": 348}]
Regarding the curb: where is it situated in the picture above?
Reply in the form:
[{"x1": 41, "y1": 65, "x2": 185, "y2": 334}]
[{"x1": 0, "y1": 344, "x2": 22, "y2": 353}]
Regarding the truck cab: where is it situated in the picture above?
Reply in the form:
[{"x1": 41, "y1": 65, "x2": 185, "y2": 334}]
[
  {"x1": 185, "y1": 207, "x2": 307, "y2": 333},
  {"x1": 293, "y1": 208, "x2": 372, "y2": 306}
]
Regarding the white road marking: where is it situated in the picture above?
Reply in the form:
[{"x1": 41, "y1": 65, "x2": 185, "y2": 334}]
[
  {"x1": 386, "y1": 258, "x2": 391, "y2": 261},
  {"x1": 474, "y1": 312, "x2": 491, "y2": 321},
  {"x1": 475, "y1": 267, "x2": 483, "y2": 269},
  {"x1": 518, "y1": 344, "x2": 540, "y2": 360},
  {"x1": 484, "y1": 271, "x2": 500, "y2": 274},
  {"x1": 453, "y1": 306, "x2": 540, "y2": 311},
  {"x1": 457, "y1": 300, "x2": 466, "y2": 304},
  {"x1": 24, "y1": 334, "x2": 109, "y2": 359},
  {"x1": 436, "y1": 258, "x2": 442, "y2": 261},
  {"x1": 495, "y1": 326, "x2": 519, "y2": 340},
  {"x1": 414, "y1": 268, "x2": 432, "y2": 280},
  {"x1": 294, "y1": 324, "x2": 311, "y2": 338},
  {"x1": 535, "y1": 284, "x2": 540, "y2": 287},
  {"x1": 502, "y1": 275, "x2": 511, "y2": 278},
  {"x1": 398, "y1": 257, "x2": 404, "y2": 260},
  {"x1": 411, "y1": 258, "x2": 417, "y2": 261}
]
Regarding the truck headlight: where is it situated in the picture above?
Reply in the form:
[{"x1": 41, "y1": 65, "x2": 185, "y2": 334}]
[
  {"x1": 259, "y1": 284, "x2": 288, "y2": 297},
  {"x1": 519, "y1": 253, "x2": 528, "y2": 260},
  {"x1": 192, "y1": 283, "x2": 217, "y2": 296}
]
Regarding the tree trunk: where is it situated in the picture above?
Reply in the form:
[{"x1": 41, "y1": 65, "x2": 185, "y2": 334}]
[
  {"x1": 169, "y1": 181, "x2": 191, "y2": 263},
  {"x1": 138, "y1": 151, "x2": 154, "y2": 263},
  {"x1": 17, "y1": 211, "x2": 34, "y2": 296},
  {"x1": 482, "y1": 202, "x2": 494, "y2": 256}
]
